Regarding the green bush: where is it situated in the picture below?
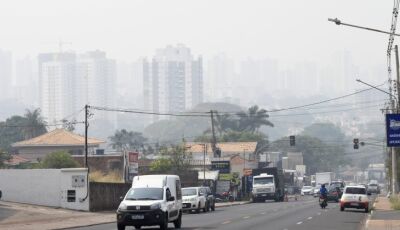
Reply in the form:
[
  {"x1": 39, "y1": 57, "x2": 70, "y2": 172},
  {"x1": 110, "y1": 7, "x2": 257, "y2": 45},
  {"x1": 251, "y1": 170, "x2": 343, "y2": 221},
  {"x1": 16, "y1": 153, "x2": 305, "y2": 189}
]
[
  {"x1": 39, "y1": 151, "x2": 80, "y2": 169},
  {"x1": 390, "y1": 195, "x2": 400, "y2": 210}
]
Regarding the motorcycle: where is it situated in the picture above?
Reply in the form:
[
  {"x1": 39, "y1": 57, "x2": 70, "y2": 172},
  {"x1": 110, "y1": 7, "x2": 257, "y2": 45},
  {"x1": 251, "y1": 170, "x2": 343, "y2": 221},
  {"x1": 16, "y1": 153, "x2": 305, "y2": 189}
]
[
  {"x1": 319, "y1": 195, "x2": 327, "y2": 209},
  {"x1": 215, "y1": 191, "x2": 234, "y2": 202}
]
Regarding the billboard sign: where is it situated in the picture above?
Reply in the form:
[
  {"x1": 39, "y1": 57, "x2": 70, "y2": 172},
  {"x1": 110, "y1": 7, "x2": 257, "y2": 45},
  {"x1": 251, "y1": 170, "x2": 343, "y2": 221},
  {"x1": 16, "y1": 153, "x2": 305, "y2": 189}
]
[
  {"x1": 386, "y1": 114, "x2": 400, "y2": 147},
  {"x1": 126, "y1": 152, "x2": 139, "y2": 181},
  {"x1": 211, "y1": 161, "x2": 230, "y2": 174}
]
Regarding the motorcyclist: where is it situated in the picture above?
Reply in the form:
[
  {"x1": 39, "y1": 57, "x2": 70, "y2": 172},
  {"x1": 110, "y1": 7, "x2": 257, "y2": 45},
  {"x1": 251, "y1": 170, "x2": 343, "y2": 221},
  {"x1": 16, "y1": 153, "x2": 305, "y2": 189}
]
[{"x1": 320, "y1": 184, "x2": 328, "y2": 200}]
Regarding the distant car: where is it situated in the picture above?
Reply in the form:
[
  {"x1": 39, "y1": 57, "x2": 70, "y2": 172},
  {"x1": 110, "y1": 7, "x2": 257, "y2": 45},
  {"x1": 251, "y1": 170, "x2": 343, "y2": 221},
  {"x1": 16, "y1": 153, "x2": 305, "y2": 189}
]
[
  {"x1": 182, "y1": 187, "x2": 207, "y2": 213},
  {"x1": 301, "y1": 186, "x2": 313, "y2": 196},
  {"x1": 367, "y1": 183, "x2": 380, "y2": 194},
  {"x1": 313, "y1": 185, "x2": 321, "y2": 197},
  {"x1": 202, "y1": 187, "x2": 215, "y2": 211},
  {"x1": 340, "y1": 185, "x2": 371, "y2": 213},
  {"x1": 330, "y1": 181, "x2": 346, "y2": 193},
  {"x1": 327, "y1": 186, "x2": 341, "y2": 202}
]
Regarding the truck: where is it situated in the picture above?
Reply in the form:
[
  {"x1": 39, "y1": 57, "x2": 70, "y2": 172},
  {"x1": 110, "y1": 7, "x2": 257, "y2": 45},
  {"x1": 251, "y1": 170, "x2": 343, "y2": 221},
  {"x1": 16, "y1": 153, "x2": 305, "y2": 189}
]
[
  {"x1": 315, "y1": 172, "x2": 334, "y2": 186},
  {"x1": 251, "y1": 167, "x2": 285, "y2": 202}
]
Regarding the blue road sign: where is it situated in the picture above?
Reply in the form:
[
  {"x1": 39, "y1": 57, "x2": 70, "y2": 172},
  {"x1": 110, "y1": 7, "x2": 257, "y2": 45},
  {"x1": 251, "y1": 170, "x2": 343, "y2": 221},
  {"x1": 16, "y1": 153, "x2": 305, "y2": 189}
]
[{"x1": 386, "y1": 114, "x2": 400, "y2": 147}]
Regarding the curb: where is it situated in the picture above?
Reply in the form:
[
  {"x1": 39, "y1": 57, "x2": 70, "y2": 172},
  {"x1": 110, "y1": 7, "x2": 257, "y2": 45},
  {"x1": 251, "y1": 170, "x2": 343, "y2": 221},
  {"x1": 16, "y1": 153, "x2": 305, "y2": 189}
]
[
  {"x1": 52, "y1": 221, "x2": 115, "y2": 230},
  {"x1": 215, "y1": 201, "x2": 251, "y2": 208}
]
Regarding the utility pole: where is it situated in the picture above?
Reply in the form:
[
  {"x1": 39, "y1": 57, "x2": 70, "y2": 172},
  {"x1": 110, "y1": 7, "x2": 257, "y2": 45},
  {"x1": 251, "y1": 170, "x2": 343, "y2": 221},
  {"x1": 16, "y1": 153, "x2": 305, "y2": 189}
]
[
  {"x1": 210, "y1": 110, "x2": 217, "y2": 156},
  {"x1": 84, "y1": 105, "x2": 89, "y2": 168},
  {"x1": 203, "y1": 144, "x2": 206, "y2": 185},
  {"x1": 393, "y1": 45, "x2": 400, "y2": 193}
]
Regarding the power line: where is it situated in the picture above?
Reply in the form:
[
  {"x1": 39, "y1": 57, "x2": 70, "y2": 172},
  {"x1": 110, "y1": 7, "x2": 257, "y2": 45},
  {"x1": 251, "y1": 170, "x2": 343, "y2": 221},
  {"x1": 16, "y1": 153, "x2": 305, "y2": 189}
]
[
  {"x1": 0, "y1": 121, "x2": 85, "y2": 128},
  {"x1": 89, "y1": 106, "x2": 210, "y2": 117}
]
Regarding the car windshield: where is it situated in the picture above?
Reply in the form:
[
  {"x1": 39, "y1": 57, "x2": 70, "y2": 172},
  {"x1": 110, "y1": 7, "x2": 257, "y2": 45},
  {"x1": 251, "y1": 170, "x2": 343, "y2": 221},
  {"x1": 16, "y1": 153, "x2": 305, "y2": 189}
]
[
  {"x1": 330, "y1": 182, "x2": 343, "y2": 187},
  {"x1": 182, "y1": 188, "x2": 197, "y2": 196},
  {"x1": 302, "y1": 186, "x2": 312, "y2": 189},
  {"x1": 345, "y1": 187, "x2": 366, "y2": 194},
  {"x1": 125, "y1": 188, "x2": 163, "y2": 200},
  {"x1": 369, "y1": 184, "x2": 378, "y2": 187},
  {"x1": 254, "y1": 177, "x2": 274, "y2": 185}
]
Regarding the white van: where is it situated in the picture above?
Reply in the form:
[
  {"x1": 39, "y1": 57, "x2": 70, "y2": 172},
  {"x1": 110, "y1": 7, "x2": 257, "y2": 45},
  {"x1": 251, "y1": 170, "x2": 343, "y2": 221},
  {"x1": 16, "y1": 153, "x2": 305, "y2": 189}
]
[{"x1": 116, "y1": 175, "x2": 182, "y2": 230}]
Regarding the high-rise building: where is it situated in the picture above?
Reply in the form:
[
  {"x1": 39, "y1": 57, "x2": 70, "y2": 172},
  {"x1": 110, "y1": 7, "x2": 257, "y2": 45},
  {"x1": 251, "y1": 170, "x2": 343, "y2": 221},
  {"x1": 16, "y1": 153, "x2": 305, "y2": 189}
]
[
  {"x1": 39, "y1": 51, "x2": 116, "y2": 127},
  {"x1": 15, "y1": 56, "x2": 38, "y2": 106},
  {"x1": 0, "y1": 49, "x2": 13, "y2": 99},
  {"x1": 38, "y1": 52, "x2": 76, "y2": 124},
  {"x1": 142, "y1": 44, "x2": 203, "y2": 120}
]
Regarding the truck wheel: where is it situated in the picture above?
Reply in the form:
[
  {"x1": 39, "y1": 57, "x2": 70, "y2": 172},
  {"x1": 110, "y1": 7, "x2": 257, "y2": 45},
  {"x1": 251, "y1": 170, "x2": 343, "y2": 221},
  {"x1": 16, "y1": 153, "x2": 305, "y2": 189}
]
[
  {"x1": 173, "y1": 212, "x2": 182, "y2": 228},
  {"x1": 117, "y1": 224, "x2": 125, "y2": 230},
  {"x1": 134, "y1": 226, "x2": 141, "y2": 229}
]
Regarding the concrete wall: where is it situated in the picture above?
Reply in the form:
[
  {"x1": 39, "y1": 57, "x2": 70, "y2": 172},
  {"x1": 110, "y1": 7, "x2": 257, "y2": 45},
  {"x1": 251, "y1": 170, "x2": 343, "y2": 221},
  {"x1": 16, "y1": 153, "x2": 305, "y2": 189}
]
[{"x1": 0, "y1": 168, "x2": 89, "y2": 211}]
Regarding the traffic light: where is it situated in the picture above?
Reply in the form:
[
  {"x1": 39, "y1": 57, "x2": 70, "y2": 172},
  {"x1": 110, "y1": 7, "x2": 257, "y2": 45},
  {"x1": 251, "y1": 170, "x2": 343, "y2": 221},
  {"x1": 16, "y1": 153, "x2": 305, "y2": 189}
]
[
  {"x1": 290, "y1": 135, "x2": 295, "y2": 146},
  {"x1": 353, "y1": 138, "x2": 359, "y2": 149}
]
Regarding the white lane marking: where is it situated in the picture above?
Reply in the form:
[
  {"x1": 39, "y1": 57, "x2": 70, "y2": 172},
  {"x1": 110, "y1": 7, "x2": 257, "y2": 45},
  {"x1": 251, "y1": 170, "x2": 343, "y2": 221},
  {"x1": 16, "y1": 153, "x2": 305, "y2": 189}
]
[
  {"x1": 243, "y1": 216, "x2": 250, "y2": 219},
  {"x1": 221, "y1": 220, "x2": 231, "y2": 224},
  {"x1": 283, "y1": 229, "x2": 289, "y2": 230},
  {"x1": 260, "y1": 212, "x2": 266, "y2": 215},
  {"x1": 317, "y1": 212, "x2": 321, "y2": 215},
  {"x1": 296, "y1": 221, "x2": 303, "y2": 225},
  {"x1": 307, "y1": 217, "x2": 312, "y2": 220}
]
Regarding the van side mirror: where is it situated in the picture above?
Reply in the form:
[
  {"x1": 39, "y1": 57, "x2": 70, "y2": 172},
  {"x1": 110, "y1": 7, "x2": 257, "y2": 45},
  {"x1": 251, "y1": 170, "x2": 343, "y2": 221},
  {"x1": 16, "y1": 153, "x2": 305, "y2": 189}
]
[
  {"x1": 168, "y1": 196, "x2": 175, "y2": 201},
  {"x1": 119, "y1": 196, "x2": 124, "y2": 201}
]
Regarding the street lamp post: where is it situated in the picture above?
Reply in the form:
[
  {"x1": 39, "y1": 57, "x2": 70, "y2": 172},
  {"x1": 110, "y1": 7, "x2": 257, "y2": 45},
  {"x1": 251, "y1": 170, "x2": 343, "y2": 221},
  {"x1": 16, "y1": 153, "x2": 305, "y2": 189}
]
[{"x1": 330, "y1": 17, "x2": 400, "y2": 194}]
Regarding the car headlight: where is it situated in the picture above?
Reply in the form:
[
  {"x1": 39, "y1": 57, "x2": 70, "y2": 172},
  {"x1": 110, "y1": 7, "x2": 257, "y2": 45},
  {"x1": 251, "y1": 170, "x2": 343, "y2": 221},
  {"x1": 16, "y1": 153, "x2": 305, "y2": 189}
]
[
  {"x1": 190, "y1": 198, "x2": 197, "y2": 202},
  {"x1": 118, "y1": 203, "x2": 127, "y2": 211},
  {"x1": 150, "y1": 203, "x2": 161, "y2": 210}
]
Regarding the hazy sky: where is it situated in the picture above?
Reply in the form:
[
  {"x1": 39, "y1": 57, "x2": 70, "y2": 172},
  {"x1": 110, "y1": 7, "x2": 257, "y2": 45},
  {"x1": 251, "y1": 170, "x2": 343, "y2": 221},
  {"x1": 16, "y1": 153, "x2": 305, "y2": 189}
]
[{"x1": 0, "y1": 0, "x2": 393, "y2": 69}]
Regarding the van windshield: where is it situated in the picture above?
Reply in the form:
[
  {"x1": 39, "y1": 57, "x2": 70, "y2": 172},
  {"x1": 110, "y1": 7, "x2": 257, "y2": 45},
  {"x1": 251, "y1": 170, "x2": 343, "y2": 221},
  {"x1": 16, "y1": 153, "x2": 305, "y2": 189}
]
[
  {"x1": 125, "y1": 188, "x2": 164, "y2": 200},
  {"x1": 254, "y1": 177, "x2": 274, "y2": 185},
  {"x1": 182, "y1": 188, "x2": 197, "y2": 196}
]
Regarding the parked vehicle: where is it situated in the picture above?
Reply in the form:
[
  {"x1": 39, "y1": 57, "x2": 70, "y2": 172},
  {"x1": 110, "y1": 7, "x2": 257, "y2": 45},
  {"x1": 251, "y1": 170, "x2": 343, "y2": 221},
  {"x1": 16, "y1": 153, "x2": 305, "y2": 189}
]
[
  {"x1": 301, "y1": 186, "x2": 313, "y2": 196},
  {"x1": 330, "y1": 180, "x2": 346, "y2": 194},
  {"x1": 116, "y1": 175, "x2": 182, "y2": 230},
  {"x1": 215, "y1": 191, "x2": 234, "y2": 202},
  {"x1": 251, "y1": 167, "x2": 285, "y2": 202},
  {"x1": 340, "y1": 185, "x2": 371, "y2": 213},
  {"x1": 182, "y1": 187, "x2": 207, "y2": 213},
  {"x1": 202, "y1": 186, "x2": 215, "y2": 211}
]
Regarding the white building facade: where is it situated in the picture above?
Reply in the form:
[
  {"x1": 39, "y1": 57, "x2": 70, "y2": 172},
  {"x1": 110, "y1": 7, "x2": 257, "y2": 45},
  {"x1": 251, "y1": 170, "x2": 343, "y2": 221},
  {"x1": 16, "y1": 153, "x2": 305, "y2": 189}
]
[
  {"x1": 142, "y1": 44, "x2": 203, "y2": 120},
  {"x1": 39, "y1": 51, "x2": 116, "y2": 126}
]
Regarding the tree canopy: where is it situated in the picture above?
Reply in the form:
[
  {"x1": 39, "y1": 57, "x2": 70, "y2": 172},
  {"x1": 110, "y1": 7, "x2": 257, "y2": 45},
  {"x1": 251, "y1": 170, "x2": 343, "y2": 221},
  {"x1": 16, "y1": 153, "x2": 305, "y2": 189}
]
[
  {"x1": 269, "y1": 135, "x2": 348, "y2": 174},
  {"x1": 109, "y1": 129, "x2": 148, "y2": 151},
  {"x1": 0, "y1": 108, "x2": 47, "y2": 152},
  {"x1": 150, "y1": 144, "x2": 192, "y2": 174},
  {"x1": 39, "y1": 151, "x2": 80, "y2": 169}
]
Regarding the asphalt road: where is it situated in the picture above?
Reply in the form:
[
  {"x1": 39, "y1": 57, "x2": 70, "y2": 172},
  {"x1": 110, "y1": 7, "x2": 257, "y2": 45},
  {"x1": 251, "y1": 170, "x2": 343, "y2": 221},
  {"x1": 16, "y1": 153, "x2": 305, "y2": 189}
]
[
  {"x1": 0, "y1": 203, "x2": 17, "y2": 222},
  {"x1": 67, "y1": 197, "x2": 368, "y2": 230}
]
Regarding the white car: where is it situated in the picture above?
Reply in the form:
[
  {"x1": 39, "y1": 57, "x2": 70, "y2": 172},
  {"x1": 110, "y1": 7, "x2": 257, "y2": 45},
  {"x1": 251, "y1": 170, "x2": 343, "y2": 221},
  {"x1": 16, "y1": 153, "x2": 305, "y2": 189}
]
[
  {"x1": 301, "y1": 186, "x2": 313, "y2": 196},
  {"x1": 340, "y1": 185, "x2": 371, "y2": 213},
  {"x1": 182, "y1": 187, "x2": 207, "y2": 213},
  {"x1": 313, "y1": 185, "x2": 321, "y2": 197}
]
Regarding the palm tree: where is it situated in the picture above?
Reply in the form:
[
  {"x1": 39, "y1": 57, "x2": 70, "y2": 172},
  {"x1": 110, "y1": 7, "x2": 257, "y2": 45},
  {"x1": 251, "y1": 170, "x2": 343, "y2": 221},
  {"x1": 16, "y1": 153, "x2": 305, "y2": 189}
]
[
  {"x1": 109, "y1": 129, "x2": 147, "y2": 151},
  {"x1": 236, "y1": 105, "x2": 274, "y2": 132},
  {"x1": 22, "y1": 109, "x2": 47, "y2": 140}
]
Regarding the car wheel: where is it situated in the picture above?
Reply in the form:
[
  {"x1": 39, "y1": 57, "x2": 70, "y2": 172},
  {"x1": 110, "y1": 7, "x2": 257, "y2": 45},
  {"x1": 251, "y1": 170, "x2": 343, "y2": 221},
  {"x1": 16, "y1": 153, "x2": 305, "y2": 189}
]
[
  {"x1": 117, "y1": 224, "x2": 125, "y2": 230},
  {"x1": 196, "y1": 203, "x2": 200, "y2": 213},
  {"x1": 160, "y1": 216, "x2": 168, "y2": 230},
  {"x1": 134, "y1": 225, "x2": 141, "y2": 229},
  {"x1": 203, "y1": 203, "x2": 208, "y2": 213},
  {"x1": 206, "y1": 202, "x2": 210, "y2": 212},
  {"x1": 340, "y1": 207, "x2": 344, "y2": 211},
  {"x1": 365, "y1": 207, "x2": 369, "y2": 213},
  {"x1": 211, "y1": 203, "x2": 215, "y2": 211},
  {"x1": 173, "y1": 211, "x2": 182, "y2": 229}
]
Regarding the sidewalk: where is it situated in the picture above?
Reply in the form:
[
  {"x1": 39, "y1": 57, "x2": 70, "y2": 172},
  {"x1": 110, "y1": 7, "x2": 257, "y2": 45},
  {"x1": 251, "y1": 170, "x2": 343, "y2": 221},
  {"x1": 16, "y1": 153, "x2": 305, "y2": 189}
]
[
  {"x1": 0, "y1": 201, "x2": 115, "y2": 230},
  {"x1": 215, "y1": 200, "x2": 251, "y2": 208},
  {"x1": 365, "y1": 196, "x2": 400, "y2": 230}
]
